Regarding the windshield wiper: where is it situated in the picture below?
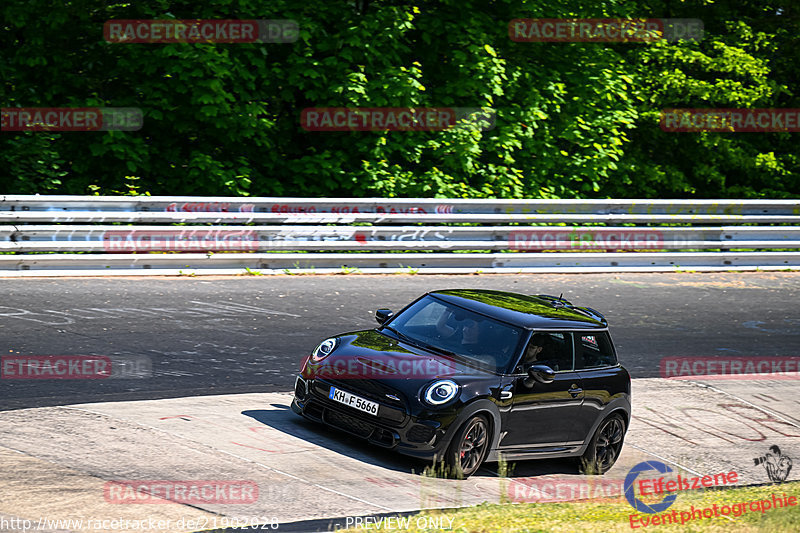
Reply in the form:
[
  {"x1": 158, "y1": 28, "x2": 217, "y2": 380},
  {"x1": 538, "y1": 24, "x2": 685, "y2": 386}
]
[
  {"x1": 416, "y1": 341, "x2": 458, "y2": 358},
  {"x1": 382, "y1": 326, "x2": 419, "y2": 346}
]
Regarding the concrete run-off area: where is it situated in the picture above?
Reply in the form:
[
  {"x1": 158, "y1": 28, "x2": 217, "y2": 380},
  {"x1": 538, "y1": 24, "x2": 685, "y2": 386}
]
[{"x1": 0, "y1": 376, "x2": 797, "y2": 533}]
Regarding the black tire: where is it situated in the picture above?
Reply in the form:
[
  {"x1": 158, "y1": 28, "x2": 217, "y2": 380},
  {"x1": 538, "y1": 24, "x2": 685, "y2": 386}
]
[
  {"x1": 579, "y1": 414, "x2": 626, "y2": 475},
  {"x1": 442, "y1": 415, "x2": 490, "y2": 479}
]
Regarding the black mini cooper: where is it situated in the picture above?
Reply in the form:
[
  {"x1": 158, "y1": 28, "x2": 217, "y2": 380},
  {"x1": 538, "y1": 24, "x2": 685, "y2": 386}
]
[{"x1": 292, "y1": 289, "x2": 631, "y2": 477}]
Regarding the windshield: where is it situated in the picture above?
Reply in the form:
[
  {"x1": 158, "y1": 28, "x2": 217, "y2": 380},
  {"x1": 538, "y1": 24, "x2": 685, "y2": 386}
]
[{"x1": 383, "y1": 295, "x2": 526, "y2": 373}]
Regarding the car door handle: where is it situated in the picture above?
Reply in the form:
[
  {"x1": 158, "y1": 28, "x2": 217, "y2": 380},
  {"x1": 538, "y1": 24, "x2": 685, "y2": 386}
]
[{"x1": 568, "y1": 386, "x2": 583, "y2": 397}]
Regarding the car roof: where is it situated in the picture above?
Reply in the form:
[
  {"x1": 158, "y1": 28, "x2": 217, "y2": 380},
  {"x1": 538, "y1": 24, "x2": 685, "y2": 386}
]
[{"x1": 428, "y1": 289, "x2": 607, "y2": 330}]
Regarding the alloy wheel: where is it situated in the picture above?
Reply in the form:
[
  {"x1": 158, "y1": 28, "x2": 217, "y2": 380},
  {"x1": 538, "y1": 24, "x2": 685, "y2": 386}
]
[
  {"x1": 458, "y1": 417, "x2": 488, "y2": 474},
  {"x1": 593, "y1": 417, "x2": 625, "y2": 472}
]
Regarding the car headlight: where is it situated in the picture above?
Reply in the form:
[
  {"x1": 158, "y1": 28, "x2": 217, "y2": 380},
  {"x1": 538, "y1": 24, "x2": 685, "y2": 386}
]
[
  {"x1": 311, "y1": 338, "x2": 338, "y2": 363},
  {"x1": 423, "y1": 380, "x2": 460, "y2": 406}
]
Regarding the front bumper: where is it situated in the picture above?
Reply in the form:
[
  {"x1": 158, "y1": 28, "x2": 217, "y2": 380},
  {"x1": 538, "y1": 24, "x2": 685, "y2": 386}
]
[{"x1": 292, "y1": 375, "x2": 452, "y2": 459}]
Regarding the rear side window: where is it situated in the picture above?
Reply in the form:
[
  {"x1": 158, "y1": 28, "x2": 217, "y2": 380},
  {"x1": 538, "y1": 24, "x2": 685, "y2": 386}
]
[
  {"x1": 515, "y1": 332, "x2": 574, "y2": 373},
  {"x1": 576, "y1": 332, "x2": 617, "y2": 369}
]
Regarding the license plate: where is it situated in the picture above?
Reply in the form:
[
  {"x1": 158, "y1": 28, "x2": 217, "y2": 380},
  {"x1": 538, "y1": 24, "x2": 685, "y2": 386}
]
[{"x1": 329, "y1": 386, "x2": 379, "y2": 416}]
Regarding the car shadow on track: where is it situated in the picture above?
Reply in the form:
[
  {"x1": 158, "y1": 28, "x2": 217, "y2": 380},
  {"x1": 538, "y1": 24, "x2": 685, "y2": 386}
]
[
  {"x1": 243, "y1": 404, "x2": 582, "y2": 479},
  {"x1": 242, "y1": 406, "x2": 431, "y2": 475}
]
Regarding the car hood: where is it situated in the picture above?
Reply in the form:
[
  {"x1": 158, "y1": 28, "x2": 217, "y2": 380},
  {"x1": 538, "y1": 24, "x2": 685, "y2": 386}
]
[{"x1": 302, "y1": 329, "x2": 498, "y2": 385}]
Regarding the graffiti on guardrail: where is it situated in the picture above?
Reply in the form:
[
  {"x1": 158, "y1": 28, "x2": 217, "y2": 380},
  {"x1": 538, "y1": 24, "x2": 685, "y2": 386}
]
[
  {"x1": 0, "y1": 198, "x2": 774, "y2": 217},
  {"x1": 0, "y1": 197, "x2": 796, "y2": 273},
  {"x1": 165, "y1": 202, "x2": 255, "y2": 213},
  {"x1": 7, "y1": 225, "x2": 792, "y2": 251},
  {"x1": 270, "y1": 227, "x2": 456, "y2": 247},
  {"x1": 268, "y1": 203, "x2": 428, "y2": 214},
  {"x1": 498, "y1": 205, "x2": 748, "y2": 216},
  {"x1": 352, "y1": 228, "x2": 455, "y2": 243},
  {"x1": 91, "y1": 227, "x2": 457, "y2": 250}
]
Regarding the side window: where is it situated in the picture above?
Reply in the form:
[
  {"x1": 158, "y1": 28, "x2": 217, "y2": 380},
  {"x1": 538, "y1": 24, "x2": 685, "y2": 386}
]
[
  {"x1": 576, "y1": 332, "x2": 617, "y2": 369},
  {"x1": 515, "y1": 332, "x2": 574, "y2": 373}
]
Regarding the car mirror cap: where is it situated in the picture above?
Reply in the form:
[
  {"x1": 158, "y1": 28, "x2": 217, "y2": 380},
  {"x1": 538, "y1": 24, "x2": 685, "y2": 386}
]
[
  {"x1": 375, "y1": 309, "x2": 393, "y2": 325},
  {"x1": 527, "y1": 364, "x2": 555, "y2": 384}
]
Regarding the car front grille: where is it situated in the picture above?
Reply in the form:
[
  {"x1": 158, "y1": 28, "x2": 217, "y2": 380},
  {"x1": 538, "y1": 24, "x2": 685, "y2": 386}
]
[
  {"x1": 295, "y1": 378, "x2": 307, "y2": 399},
  {"x1": 312, "y1": 379, "x2": 407, "y2": 425},
  {"x1": 324, "y1": 409, "x2": 374, "y2": 439}
]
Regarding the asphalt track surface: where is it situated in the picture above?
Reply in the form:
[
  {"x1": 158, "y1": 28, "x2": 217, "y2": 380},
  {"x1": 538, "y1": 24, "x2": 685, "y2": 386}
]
[
  {"x1": 1, "y1": 273, "x2": 799, "y2": 533},
  {"x1": 1, "y1": 272, "x2": 799, "y2": 411}
]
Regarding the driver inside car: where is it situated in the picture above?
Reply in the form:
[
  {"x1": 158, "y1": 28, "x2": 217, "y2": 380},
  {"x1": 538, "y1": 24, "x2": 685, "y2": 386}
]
[
  {"x1": 436, "y1": 311, "x2": 485, "y2": 347},
  {"x1": 519, "y1": 333, "x2": 560, "y2": 371},
  {"x1": 436, "y1": 311, "x2": 502, "y2": 366},
  {"x1": 435, "y1": 308, "x2": 460, "y2": 339},
  {"x1": 461, "y1": 318, "x2": 481, "y2": 346}
]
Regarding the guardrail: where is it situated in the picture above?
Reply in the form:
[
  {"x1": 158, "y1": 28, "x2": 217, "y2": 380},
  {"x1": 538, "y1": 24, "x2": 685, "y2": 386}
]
[
  {"x1": 3, "y1": 196, "x2": 799, "y2": 215},
  {"x1": 0, "y1": 196, "x2": 798, "y2": 275}
]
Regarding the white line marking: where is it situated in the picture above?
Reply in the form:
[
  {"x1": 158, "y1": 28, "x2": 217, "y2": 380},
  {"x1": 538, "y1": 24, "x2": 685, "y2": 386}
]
[
  {"x1": 625, "y1": 443, "x2": 703, "y2": 476},
  {"x1": 189, "y1": 300, "x2": 301, "y2": 318}
]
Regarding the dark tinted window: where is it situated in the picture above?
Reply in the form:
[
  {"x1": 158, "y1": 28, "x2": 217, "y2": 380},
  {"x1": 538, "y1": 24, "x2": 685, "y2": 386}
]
[
  {"x1": 515, "y1": 332, "x2": 574, "y2": 373},
  {"x1": 575, "y1": 332, "x2": 617, "y2": 369},
  {"x1": 388, "y1": 296, "x2": 526, "y2": 373}
]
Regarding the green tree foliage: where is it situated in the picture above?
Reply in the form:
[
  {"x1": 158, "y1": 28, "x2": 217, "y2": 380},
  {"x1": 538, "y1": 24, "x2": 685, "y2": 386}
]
[
  {"x1": 617, "y1": 0, "x2": 800, "y2": 198},
  {"x1": 0, "y1": 0, "x2": 797, "y2": 198}
]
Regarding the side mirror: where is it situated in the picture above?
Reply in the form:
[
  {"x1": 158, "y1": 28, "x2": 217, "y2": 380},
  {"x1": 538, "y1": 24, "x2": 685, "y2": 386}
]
[
  {"x1": 375, "y1": 309, "x2": 393, "y2": 325},
  {"x1": 524, "y1": 364, "x2": 555, "y2": 387}
]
